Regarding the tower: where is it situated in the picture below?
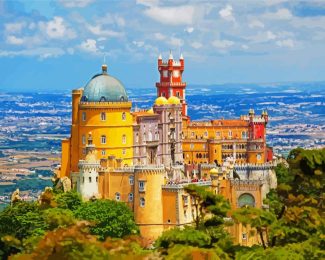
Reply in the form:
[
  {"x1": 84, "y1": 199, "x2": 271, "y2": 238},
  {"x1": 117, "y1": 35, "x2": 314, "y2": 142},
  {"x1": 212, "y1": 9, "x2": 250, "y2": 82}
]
[{"x1": 156, "y1": 52, "x2": 187, "y2": 116}]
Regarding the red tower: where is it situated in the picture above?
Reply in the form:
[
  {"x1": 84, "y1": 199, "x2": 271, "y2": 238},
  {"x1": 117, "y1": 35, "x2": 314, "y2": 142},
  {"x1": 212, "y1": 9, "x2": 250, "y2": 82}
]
[{"x1": 156, "y1": 52, "x2": 187, "y2": 115}]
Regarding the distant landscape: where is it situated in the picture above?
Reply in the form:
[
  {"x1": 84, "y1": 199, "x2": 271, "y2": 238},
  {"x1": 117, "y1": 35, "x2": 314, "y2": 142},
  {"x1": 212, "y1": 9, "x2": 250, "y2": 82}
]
[{"x1": 0, "y1": 81, "x2": 324, "y2": 209}]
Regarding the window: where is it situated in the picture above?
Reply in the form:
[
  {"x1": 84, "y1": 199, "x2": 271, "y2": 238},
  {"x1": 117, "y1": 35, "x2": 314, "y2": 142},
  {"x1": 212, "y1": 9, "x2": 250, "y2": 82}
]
[
  {"x1": 82, "y1": 112, "x2": 86, "y2": 121},
  {"x1": 228, "y1": 130, "x2": 232, "y2": 137},
  {"x1": 140, "y1": 197, "x2": 145, "y2": 207},
  {"x1": 101, "y1": 150, "x2": 106, "y2": 156},
  {"x1": 136, "y1": 133, "x2": 139, "y2": 143},
  {"x1": 162, "y1": 92, "x2": 166, "y2": 97},
  {"x1": 82, "y1": 148, "x2": 86, "y2": 155},
  {"x1": 176, "y1": 91, "x2": 180, "y2": 97},
  {"x1": 122, "y1": 112, "x2": 126, "y2": 121},
  {"x1": 122, "y1": 134, "x2": 126, "y2": 144},
  {"x1": 183, "y1": 196, "x2": 188, "y2": 205},
  {"x1": 101, "y1": 135, "x2": 106, "y2": 144},
  {"x1": 96, "y1": 176, "x2": 98, "y2": 182},
  {"x1": 89, "y1": 177, "x2": 92, "y2": 183},
  {"x1": 139, "y1": 181, "x2": 145, "y2": 192},
  {"x1": 190, "y1": 143, "x2": 194, "y2": 150},
  {"x1": 122, "y1": 149, "x2": 126, "y2": 155},
  {"x1": 203, "y1": 144, "x2": 206, "y2": 149},
  {"x1": 204, "y1": 131, "x2": 208, "y2": 137},
  {"x1": 216, "y1": 131, "x2": 220, "y2": 137},
  {"x1": 115, "y1": 192, "x2": 120, "y2": 201},
  {"x1": 128, "y1": 193, "x2": 133, "y2": 202},
  {"x1": 242, "y1": 131, "x2": 247, "y2": 139},
  {"x1": 184, "y1": 210, "x2": 187, "y2": 218},
  {"x1": 242, "y1": 233, "x2": 247, "y2": 240},
  {"x1": 257, "y1": 153, "x2": 261, "y2": 160},
  {"x1": 163, "y1": 70, "x2": 168, "y2": 78},
  {"x1": 129, "y1": 175, "x2": 134, "y2": 185},
  {"x1": 82, "y1": 135, "x2": 86, "y2": 145},
  {"x1": 82, "y1": 177, "x2": 84, "y2": 183},
  {"x1": 135, "y1": 147, "x2": 139, "y2": 155},
  {"x1": 143, "y1": 133, "x2": 146, "y2": 142},
  {"x1": 100, "y1": 112, "x2": 106, "y2": 121},
  {"x1": 238, "y1": 193, "x2": 255, "y2": 208}
]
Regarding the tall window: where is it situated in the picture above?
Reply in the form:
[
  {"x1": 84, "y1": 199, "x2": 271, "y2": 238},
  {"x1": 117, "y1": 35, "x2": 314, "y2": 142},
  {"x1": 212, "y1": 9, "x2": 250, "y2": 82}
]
[
  {"x1": 115, "y1": 192, "x2": 121, "y2": 201},
  {"x1": 122, "y1": 134, "x2": 126, "y2": 144},
  {"x1": 176, "y1": 91, "x2": 180, "y2": 97},
  {"x1": 122, "y1": 112, "x2": 126, "y2": 121},
  {"x1": 204, "y1": 131, "x2": 208, "y2": 137},
  {"x1": 82, "y1": 135, "x2": 86, "y2": 145},
  {"x1": 101, "y1": 150, "x2": 106, "y2": 156},
  {"x1": 89, "y1": 177, "x2": 92, "y2": 183},
  {"x1": 216, "y1": 131, "x2": 220, "y2": 137},
  {"x1": 135, "y1": 133, "x2": 139, "y2": 143},
  {"x1": 100, "y1": 112, "x2": 106, "y2": 121},
  {"x1": 101, "y1": 135, "x2": 106, "y2": 144},
  {"x1": 140, "y1": 197, "x2": 145, "y2": 207},
  {"x1": 128, "y1": 193, "x2": 133, "y2": 202},
  {"x1": 129, "y1": 175, "x2": 134, "y2": 185},
  {"x1": 139, "y1": 181, "x2": 145, "y2": 192},
  {"x1": 228, "y1": 130, "x2": 232, "y2": 137},
  {"x1": 242, "y1": 131, "x2": 247, "y2": 139},
  {"x1": 122, "y1": 149, "x2": 126, "y2": 155},
  {"x1": 82, "y1": 112, "x2": 86, "y2": 121}
]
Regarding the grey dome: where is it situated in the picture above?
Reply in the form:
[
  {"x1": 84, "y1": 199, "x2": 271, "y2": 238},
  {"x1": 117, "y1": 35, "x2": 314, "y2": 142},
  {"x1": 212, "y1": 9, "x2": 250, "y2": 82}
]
[{"x1": 82, "y1": 66, "x2": 128, "y2": 102}]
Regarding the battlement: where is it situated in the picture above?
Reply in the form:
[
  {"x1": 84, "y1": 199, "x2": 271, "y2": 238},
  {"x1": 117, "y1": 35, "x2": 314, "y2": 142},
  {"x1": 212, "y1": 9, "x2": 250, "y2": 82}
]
[
  {"x1": 162, "y1": 180, "x2": 212, "y2": 190},
  {"x1": 234, "y1": 162, "x2": 276, "y2": 170},
  {"x1": 241, "y1": 115, "x2": 267, "y2": 123}
]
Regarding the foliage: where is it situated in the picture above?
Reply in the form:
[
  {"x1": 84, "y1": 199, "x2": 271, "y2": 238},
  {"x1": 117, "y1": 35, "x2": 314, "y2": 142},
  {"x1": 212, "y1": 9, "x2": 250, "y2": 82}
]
[
  {"x1": 74, "y1": 199, "x2": 139, "y2": 240},
  {"x1": 156, "y1": 226, "x2": 211, "y2": 249},
  {"x1": 55, "y1": 190, "x2": 82, "y2": 211},
  {"x1": 43, "y1": 208, "x2": 76, "y2": 230}
]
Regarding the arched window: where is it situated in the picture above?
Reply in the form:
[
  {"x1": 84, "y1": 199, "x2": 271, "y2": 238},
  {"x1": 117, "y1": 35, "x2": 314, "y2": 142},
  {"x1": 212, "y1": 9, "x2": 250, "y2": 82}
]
[
  {"x1": 228, "y1": 130, "x2": 232, "y2": 137},
  {"x1": 122, "y1": 135, "x2": 126, "y2": 144},
  {"x1": 238, "y1": 193, "x2": 255, "y2": 208},
  {"x1": 82, "y1": 112, "x2": 86, "y2": 121},
  {"x1": 148, "y1": 131, "x2": 153, "y2": 141},
  {"x1": 122, "y1": 112, "x2": 126, "y2": 121},
  {"x1": 115, "y1": 192, "x2": 121, "y2": 201},
  {"x1": 135, "y1": 133, "x2": 139, "y2": 143},
  {"x1": 140, "y1": 197, "x2": 145, "y2": 207},
  {"x1": 128, "y1": 193, "x2": 133, "y2": 202},
  {"x1": 101, "y1": 135, "x2": 106, "y2": 144}
]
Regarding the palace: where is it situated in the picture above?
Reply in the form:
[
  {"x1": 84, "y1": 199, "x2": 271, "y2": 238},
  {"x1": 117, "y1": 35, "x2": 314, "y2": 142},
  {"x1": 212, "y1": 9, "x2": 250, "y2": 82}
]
[{"x1": 59, "y1": 53, "x2": 277, "y2": 245}]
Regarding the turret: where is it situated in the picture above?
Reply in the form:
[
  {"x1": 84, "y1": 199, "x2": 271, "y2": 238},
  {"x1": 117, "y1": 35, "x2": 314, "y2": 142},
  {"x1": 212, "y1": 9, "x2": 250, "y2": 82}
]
[{"x1": 158, "y1": 54, "x2": 162, "y2": 66}]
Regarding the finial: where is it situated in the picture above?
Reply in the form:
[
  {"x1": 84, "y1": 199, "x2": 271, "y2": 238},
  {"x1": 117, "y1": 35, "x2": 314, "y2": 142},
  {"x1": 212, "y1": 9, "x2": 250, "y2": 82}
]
[
  {"x1": 158, "y1": 53, "x2": 162, "y2": 60},
  {"x1": 102, "y1": 54, "x2": 108, "y2": 74},
  {"x1": 180, "y1": 53, "x2": 184, "y2": 60},
  {"x1": 169, "y1": 50, "x2": 173, "y2": 60}
]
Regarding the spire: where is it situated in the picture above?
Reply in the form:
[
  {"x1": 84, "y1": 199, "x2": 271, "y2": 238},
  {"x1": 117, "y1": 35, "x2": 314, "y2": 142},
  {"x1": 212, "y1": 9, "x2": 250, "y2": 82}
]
[
  {"x1": 158, "y1": 53, "x2": 162, "y2": 60},
  {"x1": 180, "y1": 53, "x2": 184, "y2": 60},
  {"x1": 169, "y1": 50, "x2": 173, "y2": 60}
]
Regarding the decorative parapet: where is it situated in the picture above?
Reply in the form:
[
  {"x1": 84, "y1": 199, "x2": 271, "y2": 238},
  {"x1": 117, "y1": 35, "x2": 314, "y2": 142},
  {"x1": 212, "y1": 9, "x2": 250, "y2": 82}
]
[
  {"x1": 234, "y1": 162, "x2": 276, "y2": 171},
  {"x1": 162, "y1": 180, "x2": 212, "y2": 190},
  {"x1": 79, "y1": 101, "x2": 132, "y2": 109}
]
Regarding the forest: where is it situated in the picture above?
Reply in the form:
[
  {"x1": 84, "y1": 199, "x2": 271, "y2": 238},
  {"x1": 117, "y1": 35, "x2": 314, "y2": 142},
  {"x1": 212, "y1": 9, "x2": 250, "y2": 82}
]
[{"x1": 0, "y1": 148, "x2": 324, "y2": 259}]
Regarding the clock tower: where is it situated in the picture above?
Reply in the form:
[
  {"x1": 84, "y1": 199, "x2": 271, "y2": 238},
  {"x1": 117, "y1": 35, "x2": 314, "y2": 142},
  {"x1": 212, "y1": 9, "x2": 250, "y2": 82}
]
[{"x1": 156, "y1": 51, "x2": 187, "y2": 116}]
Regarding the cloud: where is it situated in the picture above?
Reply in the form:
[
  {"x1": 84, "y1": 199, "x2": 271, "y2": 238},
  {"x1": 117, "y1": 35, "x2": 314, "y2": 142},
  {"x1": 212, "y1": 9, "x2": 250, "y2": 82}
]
[
  {"x1": 154, "y1": 33, "x2": 166, "y2": 40},
  {"x1": 264, "y1": 8, "x2": 293, "y2": 20},
  {"x1": 87, "y1": 24, "x2": 123, "y2": 37},
  {"x1": 241, "y1": 44, "x2": 249, "y2": 50},
  {"x1": 191, "y1": 42, "x2": 203, "y2": 49},
  {"x1": 0, "y1": 47, "x2": 65, "y2": 58},
  {"x1": 39, "y1": 16, "x2": 76, "y2": 39},
  {"x1": 132, "y1": 41, "x2": 145, "y2": 47},
  {"x1": 185, "y1": 27, "x2": 194, "y2": 33},
  {"x1": 143, "y1": 5, "x2": 196, "y2": 25},
  {"x1": 267, "y1": 31, "x2": 277, "y2": 40},
  {"x1": 169, "y1": 37, "x2": 184, "y2": 47},
  {"x1": 212, "y1": 40, "x2": 234, "y2": 48},
  {"x1": 249, "y1": 19, "x2": 264, "y2": 29},
  {"x1": 58, "y1": 0, "x2": 95, "y2": 8},
  {"x1": 136, "y1": 0, "x2": 159, "y2": 7},
  {"x1": 276, "y1": 39, "x2": 295, "y2": 48},
  {"x1": 79, "y1": 39, "x2": 98, "y2": 53},
  {"x1": 219, "y1": 5, "x2": 235, "y2": 23},
  {"x1": 6, "y1": 35, "x2": 24, "y2": 45},
  {"x1": 5, "y1": 22, "x2": 26, "y2": 34}
]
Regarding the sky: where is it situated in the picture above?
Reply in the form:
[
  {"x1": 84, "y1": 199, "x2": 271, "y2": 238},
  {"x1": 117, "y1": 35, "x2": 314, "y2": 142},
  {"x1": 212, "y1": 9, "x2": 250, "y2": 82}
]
[{"x1": 0, "y1": 0, "x2": 325, "y2": 92}]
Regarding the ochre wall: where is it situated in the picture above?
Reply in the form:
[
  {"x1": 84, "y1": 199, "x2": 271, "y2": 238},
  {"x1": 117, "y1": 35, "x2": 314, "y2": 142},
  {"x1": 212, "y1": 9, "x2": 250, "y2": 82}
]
[{"x1": 60, "y1": 138, "x2": 70, "y2": 178}]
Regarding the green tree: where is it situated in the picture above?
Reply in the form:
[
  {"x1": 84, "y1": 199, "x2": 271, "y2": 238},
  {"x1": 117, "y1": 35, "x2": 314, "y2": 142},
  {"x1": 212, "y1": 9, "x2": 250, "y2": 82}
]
[
  {"x1": 54, "y1": 190, "x2": 82, "y2": 211},
  {"x1": 74, "y1": 200, "x2": 139, "y2": 240}
]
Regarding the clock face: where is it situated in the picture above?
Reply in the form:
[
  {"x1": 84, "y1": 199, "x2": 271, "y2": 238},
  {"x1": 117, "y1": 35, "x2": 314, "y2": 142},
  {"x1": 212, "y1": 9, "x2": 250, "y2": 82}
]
[{"x1": 173, "y1": 70, "x2": 180, "y2": 77}]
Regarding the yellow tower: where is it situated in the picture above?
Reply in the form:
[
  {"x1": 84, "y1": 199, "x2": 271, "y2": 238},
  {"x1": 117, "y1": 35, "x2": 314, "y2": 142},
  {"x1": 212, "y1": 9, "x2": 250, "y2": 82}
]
[{"x1": 60, "y1": 64, "x2": 133, "y2": 178}]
